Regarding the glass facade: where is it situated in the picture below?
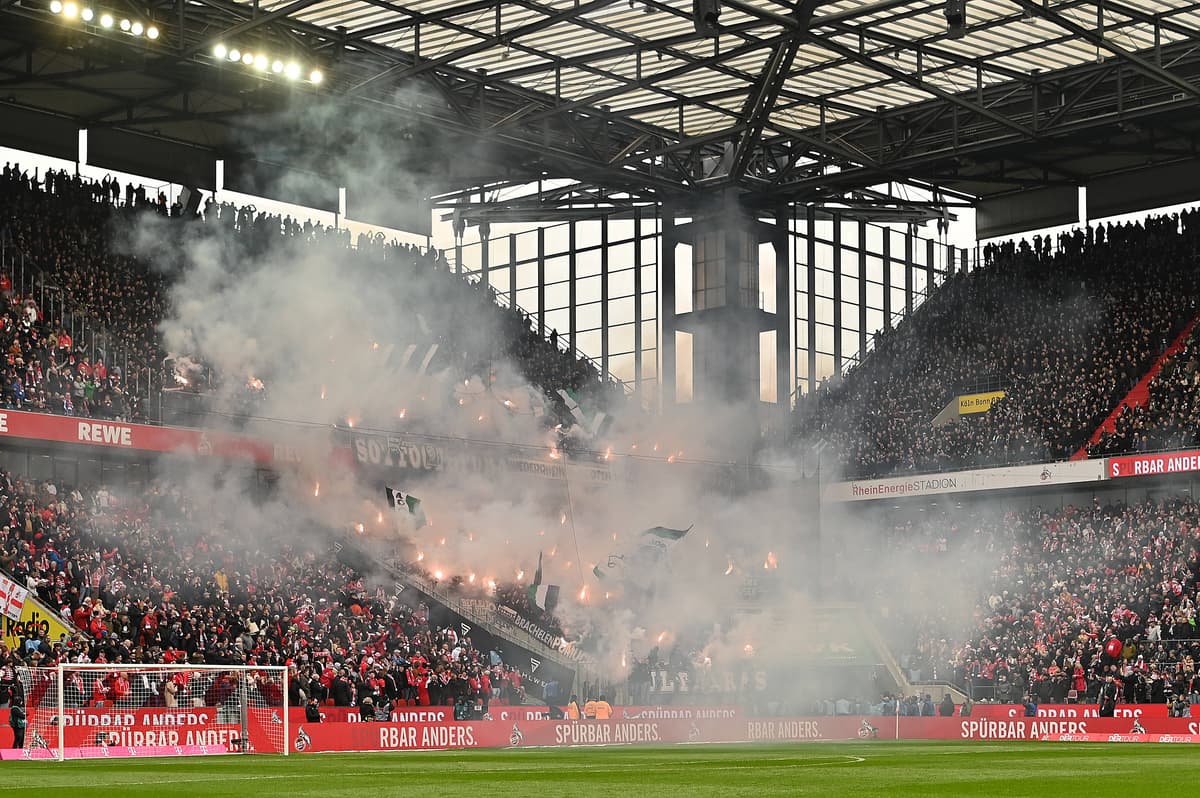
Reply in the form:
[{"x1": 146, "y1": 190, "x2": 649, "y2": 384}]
[
  {"x1": 792, "y1": 207, "x2": 962, "y2": 399},
  {"x1": 453, "y1": 209, "x2": 660, "y2": 403},
  {"x1": 450, "y1": 203, "x2": 963, "y2": 409}
]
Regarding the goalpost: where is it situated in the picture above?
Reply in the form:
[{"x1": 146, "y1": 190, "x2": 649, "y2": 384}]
[{"x1": 16, "y1": 664, "x2": 289, "y2": 761}]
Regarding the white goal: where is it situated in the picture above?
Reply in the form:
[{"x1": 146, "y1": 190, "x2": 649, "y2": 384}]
[{"x1": 16, "y1": 664, "x2": 289, "y2": 760}]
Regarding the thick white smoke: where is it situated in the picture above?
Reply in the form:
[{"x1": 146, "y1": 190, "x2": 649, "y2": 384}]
[{"x1": 111, "y1": 95, "x2": 948, "y2": 711}]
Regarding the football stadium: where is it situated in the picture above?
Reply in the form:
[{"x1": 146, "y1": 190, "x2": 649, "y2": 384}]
[{"x1": 0, "y1": 0, "x2": 1198, "y2": 793}]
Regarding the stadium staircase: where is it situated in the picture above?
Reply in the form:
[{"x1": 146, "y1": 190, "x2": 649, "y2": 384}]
[
  {"x1": 1071, "y1": 311, "x2": 1200, "y2": 460},
  {"x1": 854, "y1": 608, "x2": 967, "y2": 704},
  {"x1": 384, "y1": 555, "x2": 594, "y2": 671},
  {"x1": 328, "y1": 533, "x2": 594, "y2": 698}
]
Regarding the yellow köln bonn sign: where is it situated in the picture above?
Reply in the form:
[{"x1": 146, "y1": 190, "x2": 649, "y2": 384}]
[{"x1": 957, "y1": 390, "x2": 1006, "y2": 415}]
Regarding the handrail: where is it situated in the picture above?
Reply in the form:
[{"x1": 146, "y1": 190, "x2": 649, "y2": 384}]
[{"x1": 382, "y1": 556, "x2": 592, "y2": 672}]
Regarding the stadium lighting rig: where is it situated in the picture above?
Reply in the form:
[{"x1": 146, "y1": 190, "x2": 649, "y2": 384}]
[
  {"x1": 47, "y1": 0, "x2": 159, "y2": 39},
  {"x1": 42, "y1": 0, "x2": 324, "y2": 85},
  {"x1": 210, "y1": 42, "x2": 324, "y2": 85}
]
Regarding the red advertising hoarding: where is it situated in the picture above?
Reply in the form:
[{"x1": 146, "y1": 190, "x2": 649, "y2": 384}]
[
  {"x1": 0, "y1": 408, "x2": 297, "y2": 464},
  {"x1": 284, "y1": 715, "x2": 1200, "y2": 753},
  {"x1": 965, "y1": 703, "x2": 1172, "y2": 719},
  {"x1": 1108, "y1": 450, "x2": 1200, "y2": 479},
  {"x1": 286, "y1": 705, "x2": 741, "y2": 725},
  {"x1": 5, "y1": 713, "x2": 1200, "y2": 756}
]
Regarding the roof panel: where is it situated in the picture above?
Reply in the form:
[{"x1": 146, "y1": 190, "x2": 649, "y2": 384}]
[{"x1": 219, "y1": 0, "x2": 1200, "y2": 137}]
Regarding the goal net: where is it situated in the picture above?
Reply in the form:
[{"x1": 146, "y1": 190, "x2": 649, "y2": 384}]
[{"x1": 16, "y1": 664, "x2": 289, "y2": 760}]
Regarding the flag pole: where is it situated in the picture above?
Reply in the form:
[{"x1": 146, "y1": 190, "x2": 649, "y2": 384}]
[{"x1": 562, "y1": 472, "x2": 587, "y2": 594}]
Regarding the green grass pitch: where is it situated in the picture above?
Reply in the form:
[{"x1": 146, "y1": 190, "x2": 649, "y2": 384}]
[{"x1": 0, "y1": 742, "x2": 1184, "y2": 797}]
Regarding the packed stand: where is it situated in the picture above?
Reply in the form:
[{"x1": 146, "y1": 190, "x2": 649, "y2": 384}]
[
  {"x1": 794, "y1": 212, "x2": 1200, "y2": 478},
  {"x1": 0, "y1": 471, "x2": 532, "y2": 715},
  {"x1": 1089, "y1": 324, "x2": 1200, "y2": 456},
  {"x1": 862, "y1": 497, "x2": 1200, "y2": 708},
  {"x1": 0, "y1": 161, "x2": 621, "y2": 431},
  {"x1": 0, "y1": 165, "x2": 154, "y2": 420}
]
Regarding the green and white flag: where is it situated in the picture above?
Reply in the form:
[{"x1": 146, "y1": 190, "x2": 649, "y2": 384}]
[
  {"x1": 557, "y1": 388, "x2": 608, "y2": 438},
  {"x1": 594, "y1": 526, "x2": 691, "y2": 583},
  {"x1": 526, "y1": 551, "x2": 560, "y2": 611},
  {"x1": 385, "y1": 486, "x2": 427, "y2": 528}
]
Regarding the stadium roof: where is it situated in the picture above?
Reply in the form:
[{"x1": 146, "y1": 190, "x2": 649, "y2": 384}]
[{"x1": 3, "y1": 0, "x2": 1200, "y2": 226}]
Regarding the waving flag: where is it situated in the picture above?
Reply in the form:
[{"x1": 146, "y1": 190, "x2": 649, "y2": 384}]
[
  {"x1": 0, "y1": 574, "x2": 29, "y2": 621},
  {"x1": 385, "y1": 486, "x2": 427, "y2": 529},
  {"x1": 526, "y1": 552, "x2": 560, "y2": 612}
]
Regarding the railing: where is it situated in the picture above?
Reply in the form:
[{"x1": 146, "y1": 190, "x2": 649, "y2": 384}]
[
  {"x1": 382, "y1": 555, "x2": 594, "y2": 672},
  {"x1": 454, "y1": 266, "x2": 634, "y2": 397}
]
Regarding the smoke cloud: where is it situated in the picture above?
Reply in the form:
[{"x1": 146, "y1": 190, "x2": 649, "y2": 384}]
[{"x1": 110, "y1": 94, "x2": 969, "y2": 713}]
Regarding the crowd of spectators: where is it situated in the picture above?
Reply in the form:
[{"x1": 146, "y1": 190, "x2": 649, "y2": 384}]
[
  {"x1": 0, "y1": 161, "x2": 621, "y2": 433},
  {"x1": 0, "y1": 470, "x2": 531, "y2": 714},
  {"x1": 492, "y1": 584, "x2": 565, "y2": 638},
  {"x1": 794, "y1": 211, "x2": 1200, "y2": 478},
  {"x1": 865, "y1": 496, "x2": 1200, "y2": 707},
  {"x1": 1090, "y1": 323, "x2": 1200, "y2": 456}
]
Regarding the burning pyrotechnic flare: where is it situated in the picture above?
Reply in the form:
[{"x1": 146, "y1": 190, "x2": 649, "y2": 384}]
[
  {"x1": 657, "y1": 631, "x2": 667, "y2": 643},
  {"x1": 354, "y1": 523, "x2": 364, "y2": 534},
  {"x1": 416, "y1": 551, "x2": 424, "y2": 562},
  {"x1": 313, "y1": 482, "x2": 320, "y2": 497},
  {"x1": 764, "y1": 551, "x2": 778, "y2": 570},
  {"x1": 724, "y1": 559, "x2": 734, "y2": 575}
]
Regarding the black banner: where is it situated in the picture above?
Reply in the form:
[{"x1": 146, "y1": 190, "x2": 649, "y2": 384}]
[{"x1": 389, "y1": 580, "x2": 576, "y2": 703}]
